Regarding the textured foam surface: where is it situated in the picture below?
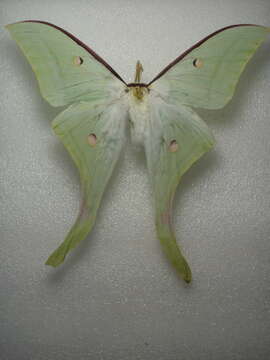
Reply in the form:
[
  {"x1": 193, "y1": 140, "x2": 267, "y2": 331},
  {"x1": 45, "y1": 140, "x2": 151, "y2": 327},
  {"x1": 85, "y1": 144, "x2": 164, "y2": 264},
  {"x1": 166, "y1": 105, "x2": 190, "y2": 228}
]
[{"x1": 1, "y1": 1, "x2": 270, "y2": 359}]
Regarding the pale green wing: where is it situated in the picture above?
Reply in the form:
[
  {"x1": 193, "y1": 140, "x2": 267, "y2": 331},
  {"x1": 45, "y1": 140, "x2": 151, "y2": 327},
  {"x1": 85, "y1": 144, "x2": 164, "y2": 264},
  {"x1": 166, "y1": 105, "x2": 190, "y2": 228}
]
[
  {"x1": 149, "y1": 25, "x2": 270, "y2": 109},
  {"x1": 6, "y1": 21, "x2": 126, "y2": 107},
  {"x1": 144, "y1": 98, "x2": 215, "y2": 282},
  {"x1": 46, "y1": 101, "x2": 127, "y2": 266}
]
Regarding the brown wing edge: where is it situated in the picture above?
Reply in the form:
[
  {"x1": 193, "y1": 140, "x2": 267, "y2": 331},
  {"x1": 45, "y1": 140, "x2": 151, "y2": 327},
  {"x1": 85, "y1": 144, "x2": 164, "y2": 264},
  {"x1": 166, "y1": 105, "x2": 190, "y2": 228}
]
[
  {"x1": 148, "y1": 24, "x2": 267, "y2": 86},
  {"x1": 7, "y1": 20, "x2": 127, "y2": 85}
]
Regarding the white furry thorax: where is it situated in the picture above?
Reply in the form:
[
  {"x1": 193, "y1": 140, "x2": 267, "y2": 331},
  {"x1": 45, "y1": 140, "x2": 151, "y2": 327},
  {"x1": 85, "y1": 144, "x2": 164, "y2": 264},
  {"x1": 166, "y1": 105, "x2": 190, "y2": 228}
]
[
  {"x1": 128, "y1": 89, "x2": 150, "y2": 146},
  {"x1": 108, "y1": 80, "x2": 168, "y2": 147}
]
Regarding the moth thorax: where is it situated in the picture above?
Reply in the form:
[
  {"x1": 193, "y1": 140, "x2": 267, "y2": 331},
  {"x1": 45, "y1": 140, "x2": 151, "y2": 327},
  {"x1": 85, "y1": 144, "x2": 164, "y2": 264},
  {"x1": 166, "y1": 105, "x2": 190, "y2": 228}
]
[{"x1": 128, "y1": 97, "x2": 149, "y2": 146}]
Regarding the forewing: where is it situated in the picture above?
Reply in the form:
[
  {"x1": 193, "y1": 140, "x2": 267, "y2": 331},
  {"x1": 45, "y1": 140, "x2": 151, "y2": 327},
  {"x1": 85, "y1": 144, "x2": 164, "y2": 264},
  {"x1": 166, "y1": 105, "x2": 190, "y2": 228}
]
[
  {"x1": 150, "y1": 25, "x2": 270, "y2": 109},
  {"x1": 144, "y1": 98, "x2": 215, "y2": 282},
  {"x1": 6, "y1": 21, "x2": 125, "y2": 107},
  {"x1": 46, "y1": 100, "x2": 127, "y2": 266}
]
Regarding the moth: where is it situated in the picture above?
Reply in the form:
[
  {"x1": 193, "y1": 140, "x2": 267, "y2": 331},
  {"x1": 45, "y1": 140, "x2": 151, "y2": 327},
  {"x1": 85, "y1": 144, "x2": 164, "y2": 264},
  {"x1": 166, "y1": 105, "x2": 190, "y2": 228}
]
[{"x1": 6, "y1": 21, "x2": 269, "y2": 283}]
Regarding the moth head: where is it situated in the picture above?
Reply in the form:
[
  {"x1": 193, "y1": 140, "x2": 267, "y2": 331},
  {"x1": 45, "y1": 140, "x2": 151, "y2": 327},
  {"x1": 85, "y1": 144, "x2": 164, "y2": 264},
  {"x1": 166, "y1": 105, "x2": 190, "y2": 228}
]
[
  {"x1": 133, "y1": 86, "x2": 147, "y2": 100},
  {"x1": 126, "y1": 84, "x2": 149, "y2": 100}
]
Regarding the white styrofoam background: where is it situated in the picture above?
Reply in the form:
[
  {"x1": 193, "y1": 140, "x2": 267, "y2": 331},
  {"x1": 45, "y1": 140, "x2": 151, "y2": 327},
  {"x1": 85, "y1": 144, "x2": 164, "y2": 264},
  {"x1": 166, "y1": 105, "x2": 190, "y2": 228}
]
[{"x1": 1, "y1": 1, "x2": 270, "y2": 359}]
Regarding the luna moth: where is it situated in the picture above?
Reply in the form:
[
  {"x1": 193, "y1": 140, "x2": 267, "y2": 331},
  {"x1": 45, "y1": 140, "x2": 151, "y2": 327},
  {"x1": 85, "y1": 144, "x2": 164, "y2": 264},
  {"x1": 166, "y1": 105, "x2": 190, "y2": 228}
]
[{"x1": 6, "y1": 21, "x2": 269, "y2": 283}]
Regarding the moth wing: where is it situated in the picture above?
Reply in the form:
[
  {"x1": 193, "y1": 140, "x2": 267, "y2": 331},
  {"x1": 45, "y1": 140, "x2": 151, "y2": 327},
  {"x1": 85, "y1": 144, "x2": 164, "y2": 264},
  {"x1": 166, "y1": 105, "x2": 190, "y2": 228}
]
[
  {"x1": 46, "y1": 100, "x2": 127, "y2": 266},
  {"x1": 150, "y1": 25, "x2": 270, "y2": 109},
  {"x1": 6, "y1": 21, "x2": 125, "y2": 107},
  {"x1": 144, "y1": 98, "x2": 215, "y2": 282}
]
